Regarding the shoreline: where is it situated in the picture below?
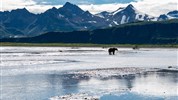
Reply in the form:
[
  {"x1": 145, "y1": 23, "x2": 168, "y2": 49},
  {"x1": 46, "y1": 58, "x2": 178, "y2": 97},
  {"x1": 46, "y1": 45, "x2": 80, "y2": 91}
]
[
  {"x1": 1, "y1": 42, "x2": 178, "y2": 48},
  {"x1": 65, "y1": 67, "x2": 178, "y2": 78}
]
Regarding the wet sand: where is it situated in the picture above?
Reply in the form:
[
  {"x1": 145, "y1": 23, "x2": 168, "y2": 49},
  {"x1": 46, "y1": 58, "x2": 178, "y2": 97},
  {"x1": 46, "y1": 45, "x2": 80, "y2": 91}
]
[{"x1": 50, "y1": 67, "x2": 178, "y2": 100}]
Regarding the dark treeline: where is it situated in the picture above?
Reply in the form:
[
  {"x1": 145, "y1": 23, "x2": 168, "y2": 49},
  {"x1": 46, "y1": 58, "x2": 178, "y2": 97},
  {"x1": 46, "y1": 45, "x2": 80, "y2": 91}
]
[{"x1": 1, "y1": 20, "x2": 178, "y2": 44}]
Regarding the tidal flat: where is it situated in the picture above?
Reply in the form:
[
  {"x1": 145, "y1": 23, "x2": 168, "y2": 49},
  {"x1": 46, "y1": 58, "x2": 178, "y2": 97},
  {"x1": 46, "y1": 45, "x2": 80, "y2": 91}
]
[{"x1": 0, "y1": 47, "x2": 177, "y2": 100}]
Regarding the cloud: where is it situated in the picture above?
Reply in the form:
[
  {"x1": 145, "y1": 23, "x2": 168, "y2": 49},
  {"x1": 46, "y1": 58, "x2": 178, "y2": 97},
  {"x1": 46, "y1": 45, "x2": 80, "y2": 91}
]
[
  {"x1": 0, "y1": 0, "x2": 177, "y2": 16},
  {"x1": 32, "y1": 0, "x2": 135, "y2": 5},
  {"x1": 79, "y1": 3, "x2": 127, "y2": 14},
  {"x1": 132, "y1": 0, "x2": 177, "y2": 16},
  {"x1": 26, "y1": 5, "x2": 62, "y2": 14},
  {"x1": 0, "y1": 0, "x2": 61, "y2": 14},
  {"x1": 1, "y1": 0, "x2": 36, "y2": 11},
  {"x1": 80, "y1": 0, "x2": 177, "y2": 16}
]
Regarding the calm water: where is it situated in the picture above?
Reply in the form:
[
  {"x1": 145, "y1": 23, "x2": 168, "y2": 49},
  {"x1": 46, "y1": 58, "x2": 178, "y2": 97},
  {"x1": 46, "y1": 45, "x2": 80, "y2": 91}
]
[{"x1": 0, "y1": 47, "x2": 178, "y2": 100}]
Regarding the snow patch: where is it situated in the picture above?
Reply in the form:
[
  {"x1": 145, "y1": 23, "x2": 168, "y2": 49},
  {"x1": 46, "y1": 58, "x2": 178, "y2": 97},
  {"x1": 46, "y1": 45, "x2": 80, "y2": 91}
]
[
  {"x1": 113, "y1": 21, "x2": 119, "y2": 25},
  {"x1": 112, "y1": 8, "x2": 124, "y2": 15},
  {"x1": 121, "y1": 15, "x2": 126, "y2": 24},
  {"x1": 95, "y1": 14, "x2": 105, "y2": 18},
  {"x1": 59, "y1": 14, "x2": 64, "y2": 18},
  {"x1": 135, "y1": 14, "x2": 145, "y2": 20},
  {"x1": 150, "y1": 17, "x2": 157, "y2": 21},
  {"x1": 88, "y1": 21, "x2": 97, "y2": 23},
  {"x1": 127, "y1": 17, "x2": 130, "y2": 22},
  {"x1": 167, "y1": 15, "x2": 178, "y2": 19}
]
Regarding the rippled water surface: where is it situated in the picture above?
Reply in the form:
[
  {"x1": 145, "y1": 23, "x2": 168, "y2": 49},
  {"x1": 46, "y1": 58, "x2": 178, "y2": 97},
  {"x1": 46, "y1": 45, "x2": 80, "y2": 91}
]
[{"x1": 0, "y1": 47, "x2": 177, "y2": 100}]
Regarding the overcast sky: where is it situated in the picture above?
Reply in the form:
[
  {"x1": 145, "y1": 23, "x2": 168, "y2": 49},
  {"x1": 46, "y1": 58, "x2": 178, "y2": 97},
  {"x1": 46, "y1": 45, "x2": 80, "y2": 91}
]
[{"x1": 0, "y1": 0, "x2": 177, "y2": 16}]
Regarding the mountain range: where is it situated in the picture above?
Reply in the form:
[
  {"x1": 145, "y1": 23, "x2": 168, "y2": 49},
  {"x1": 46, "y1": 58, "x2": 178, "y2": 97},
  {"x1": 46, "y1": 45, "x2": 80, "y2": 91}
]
[{"x1": 0, "y1": 2, "x2": 178, "y2": 39}]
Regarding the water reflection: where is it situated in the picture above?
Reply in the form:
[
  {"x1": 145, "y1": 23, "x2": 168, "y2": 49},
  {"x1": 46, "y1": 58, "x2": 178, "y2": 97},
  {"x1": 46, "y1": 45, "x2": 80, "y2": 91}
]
[
  {"x1": 132, "y1": 72, "x2": 178, "y2": 96},
  {"x1": 1, "y1": 71, "x2": 177, "y2": 100}
]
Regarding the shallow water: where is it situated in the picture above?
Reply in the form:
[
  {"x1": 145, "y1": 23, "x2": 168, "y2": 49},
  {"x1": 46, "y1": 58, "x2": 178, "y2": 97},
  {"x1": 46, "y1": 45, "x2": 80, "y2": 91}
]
[
  {"x1": 1, "y1": 71, "x2": 178, "y2": 100},
  {"x1": 1, "y1": 47, "x2": 177, "y2": 76},
  {"x1": 0, "y1": 47, "x2": 178, "y2": 100}
]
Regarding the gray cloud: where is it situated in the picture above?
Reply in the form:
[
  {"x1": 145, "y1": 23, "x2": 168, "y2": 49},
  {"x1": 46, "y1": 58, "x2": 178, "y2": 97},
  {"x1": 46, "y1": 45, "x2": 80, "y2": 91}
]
[{"x1": 33, "y1": 0, "x2": 135, "y2": 5}]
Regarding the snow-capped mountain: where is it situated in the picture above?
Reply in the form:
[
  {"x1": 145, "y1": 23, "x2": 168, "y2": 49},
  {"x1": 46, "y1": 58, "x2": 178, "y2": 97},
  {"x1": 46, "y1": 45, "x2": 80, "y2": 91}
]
[
  {"x1": 167, "y1": 10, "x2": 178, "y2": 18},
  {"x1": 95, "y1": 4, "x2": 155, "y2": 26},
  {"x1": 0, "y1": 2, "x2": 177, "y2": 38},
  {"x1": 158, "y1": 10, "x2": 178, "y2": 21},
  {"x1": 29, "y1": 2, "x2": 111, "y2": 35}
]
